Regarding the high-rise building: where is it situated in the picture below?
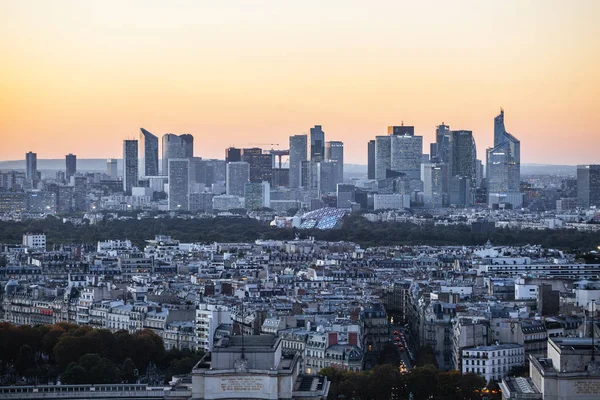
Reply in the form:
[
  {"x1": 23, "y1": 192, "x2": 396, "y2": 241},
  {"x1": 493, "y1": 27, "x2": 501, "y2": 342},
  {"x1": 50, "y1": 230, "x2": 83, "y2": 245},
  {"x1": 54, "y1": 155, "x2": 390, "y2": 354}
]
[
  {"x1": 289, "y1": 134, "x2": 307, "y2": 188},
  {"x1": 375, "y1": 136, "x2": 391, "y2": 180},
  {"x1": 433, "y1": 123, "x2": 451, "y2": 163},
  {"x1": 162, "y1": 133, "x2": 194, "y2": 175},
  {"x1": 336, "y1": 184, "x2": 355, "y2": 208},
  {"x1": 123, "y1": 140, "x2": 138, "y2": 195},
  {"x1": 139, "y1": 128, "x2": 159, "y2": 177},
  {"x1": 577, "y1": 165, "x2": 600, "y2": 208},
  {"x1": 65, "y1": 153, "x2": 76, "y2": 181},
  {"x1": 388, "y1": 125, "x2": 415, "y2": 136},
  {"x1": 325, "y1": 141, "x2": 344, "y2": 184},
  {"x1": 168, "y1": 158, "x2": 191, "y2": 211},
  {"x1": 244, "y1": 181, "x2": 270, "y2": 210},
  {"x1": 25, "y1": 151, "x2": 37, "y2": 181},
  {"x1": 226, "y1": 162, "x2": 250, "y2": 197},
  {"x1": 225, "y1": 147, "x2": 242, "y2": 163},
  {"x1": 242, "y1": 148, "x2": 273, "y2": 183},
  {"x1": 309, "y1": 125, "x2": 325, "y2": 162},
  {"x1": 367, "y1": 140, "x2": 376, "y2": 179},
  {"x1": 390, "y1": 134, "x2": 423, "y2": 180},
  {"x1": 106, "y1": 159, "x2": 118, "y2": 179},
  {"x1": 316, "y1": 161, "x2": 338, "y2": 193},
  {"x1": 423, "y1": 163, "x2": 448, "y2": 208},
  {"x1": 486, "y1": 109, "x2": 521, "y2": 207}
]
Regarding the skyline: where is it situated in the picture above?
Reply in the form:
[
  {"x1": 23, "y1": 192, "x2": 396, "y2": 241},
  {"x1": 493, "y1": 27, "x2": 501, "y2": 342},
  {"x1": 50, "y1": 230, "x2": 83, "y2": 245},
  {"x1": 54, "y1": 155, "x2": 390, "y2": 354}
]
[{"x1": 1, "y1": 1, "x2": 599, "y2": 164}]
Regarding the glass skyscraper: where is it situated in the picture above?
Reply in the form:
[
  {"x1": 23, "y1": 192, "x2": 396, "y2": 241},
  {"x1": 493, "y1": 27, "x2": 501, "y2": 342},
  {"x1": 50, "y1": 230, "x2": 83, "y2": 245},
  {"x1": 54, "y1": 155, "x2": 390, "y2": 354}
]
[
  {"x1": 486, "y1": 109, "x2": 522, "y2": 207},
  {"x1": 289, "y1": 134, "x2": 307, "y2": 188},
  {"x1": 139, "y1": 128, "x2": 159, "y2": 177},
  {"x1": 123, "y1": 140, "x2": 138, "y2": 195}
]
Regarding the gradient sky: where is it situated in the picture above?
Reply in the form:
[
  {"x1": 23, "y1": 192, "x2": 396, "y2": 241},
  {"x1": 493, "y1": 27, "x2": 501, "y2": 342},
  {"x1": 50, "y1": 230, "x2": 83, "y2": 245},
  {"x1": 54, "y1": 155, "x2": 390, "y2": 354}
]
[{"x1": 1, "y1": 0, "x2": 598, "y2": 165}]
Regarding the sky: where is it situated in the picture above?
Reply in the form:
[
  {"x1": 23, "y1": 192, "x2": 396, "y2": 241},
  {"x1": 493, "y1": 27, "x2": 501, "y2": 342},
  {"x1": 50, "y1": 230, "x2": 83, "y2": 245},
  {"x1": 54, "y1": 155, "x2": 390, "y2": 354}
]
[{"x1": 0, "y1": 0, "x2": 598, "y2": 165}]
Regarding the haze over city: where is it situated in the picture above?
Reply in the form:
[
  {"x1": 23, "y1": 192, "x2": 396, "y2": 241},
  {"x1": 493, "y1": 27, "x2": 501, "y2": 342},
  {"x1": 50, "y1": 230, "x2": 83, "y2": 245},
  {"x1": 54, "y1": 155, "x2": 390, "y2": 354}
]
[{"x1": 1, "y1": 0, "x2": 599, "y2": 164}]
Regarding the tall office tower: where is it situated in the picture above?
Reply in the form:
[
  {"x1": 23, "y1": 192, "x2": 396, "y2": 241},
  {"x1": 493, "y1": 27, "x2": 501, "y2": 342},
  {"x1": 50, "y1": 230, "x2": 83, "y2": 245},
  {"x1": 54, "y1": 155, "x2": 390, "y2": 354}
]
[
  {"x1": 289, "y1": 134, "x2": 307, "y2": 188},
  {"x1": 168, "y1": 158, "x2": 191, "y2": 211},
  {"x1": 325, "y1": 141, "x2": 344, "y2": 184},
  {"x1": 486, "y1": 109, "x2": 521, "y2": 207},
  {"x1": 162, "y1": 133, "x2": 194, "y2": 175},
  {"x1": 388, "y1": 125, "x2": 415, "y2": 136},
  {"x1": 309, "y1": 125, "x2": 325, "y2": 162},
  {"x1": 423, "y1": 163, "x2": 448, "y2": 208},
  {"x1": 226, "y1": 161, "x2": 250, "y2": 197},
  {"x1": 25, "y1": 151, "x2": 37, "y2": 180},
  {"x1": 390, "y1": 134, "x2": 423, "y2": 180},
  {"x1": 106, "y1": 159, "x2": 118, "y2": 179},
  {"x1": 316, "y1": 161, "x2": 338, "y2": 193},
  {"x1": 434, "y1": 123, "x2": 451, "y2": 163},
  {"x1": 475, "y1": 159, "x2": 484, "y2": 188},
  {"x1": 65, "y1": 153, "x2": 76, "y2": 181},
  {"x1": 449, "y1": 130, "x2": 476, "y2": 204},
  {"x1": 577, "y1": 165, "x2": 600, "y2": 208},
  {"x1": 225, "y1": 147, "x2": 242, "y2": 163},
  {"x1": 244, "y1": 181, "x2": 270, "y2": 210},
  {"x1": 123, "y1": 140, "x2": 138, "y2": 195},
  {"x1": 139, "y1": 128, "x2": 159, "y2": 177},
  {"x1": 242, "y1": 148, "x2": 273, "y2": 183},
  {"x1": 336, "y1": 184, "x2": 356, "y2": 208},
  {"x1": 367, "y1": 140, "x2": 376, "y2": 179},
  {"x1": 375, "y1": 136, "x2": 391, "y2": 180}
]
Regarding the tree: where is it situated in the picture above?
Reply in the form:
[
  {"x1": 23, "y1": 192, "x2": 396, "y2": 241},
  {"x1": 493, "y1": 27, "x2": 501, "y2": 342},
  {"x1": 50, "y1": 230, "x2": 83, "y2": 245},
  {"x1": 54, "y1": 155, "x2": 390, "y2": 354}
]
[
  {"x1": 121, "y1": 358, "x2": 138, "y2": 383},
  {"x1": 61, "y1": 363, "x2": 87, "y2": 384},
  {"x1": 15, "y1": 345, "x2": 35, "y2": 376}
]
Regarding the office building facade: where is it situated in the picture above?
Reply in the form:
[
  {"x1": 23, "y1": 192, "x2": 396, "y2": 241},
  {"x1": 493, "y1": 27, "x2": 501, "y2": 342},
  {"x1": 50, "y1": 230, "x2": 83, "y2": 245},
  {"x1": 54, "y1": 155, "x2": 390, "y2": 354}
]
[
  {"x1": 486, "y1": 109, "x2": 521, "y2": 207},
  {"x1": 226, "y1": 162, "x2": 250, "y2": 197},
  {"x1": 325, "y1": 141, "x2": 344, "y2": 184},
  {"x1": 375, "y1": 136, "x2": 391, "y2": 180},
  {"x1": 65, "y1": 153, "x2": 76, "y2": 181},
  {"x1": 162, "y1": 133, "x2": 194, "y2": 176},
  {"x1": 289, "y1": 134, "x2": 307, "y2": 188},
  {"x1": 139, "y1": 128, "x2": 159, "y2": 177},
  {"x1": 168, "y1": 159, "x2": 191, "y2": 211},
  {"x1": 123, "y1": 140, "x2": 138, "y2": 195},
  {"x1": 390, "y1": 134, "x2": 423, "y2": 180},
  {"x1": 367, "y1": 140, "x2": 376, "y2": 179},
  {"x1": 309, "y1": 125, "x2": 325, "y2": 162},
  {"x1": 577, "y1": 164, "x2": 600, "y2": 208},
  {"x1": 25, "y1": 152, "x2": 37, "y2": 181}
]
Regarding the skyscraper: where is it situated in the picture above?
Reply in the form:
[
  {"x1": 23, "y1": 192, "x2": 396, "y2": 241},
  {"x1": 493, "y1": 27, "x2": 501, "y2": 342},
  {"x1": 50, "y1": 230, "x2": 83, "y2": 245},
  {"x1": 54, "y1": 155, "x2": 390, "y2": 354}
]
[
  {"x1": 388, "y1": 125, "x2": 415, "y2": 136},
  {"x1": 374, "y1": 136, "x2": 391, "y2": 180},
  {"x1": 577, "y1": 165, "x2": 600, "y2": 208},
  {"x1": 325, "y1": 141, "x2": 344, "y2": 184},
  {"x1": 242, "y1": 148, "x2": 273, "y2": 183},
  {"x1": 25, "y1": 151, "x2": 37, "y2": 180},
  {"x1": 123, "y1": 140, "x2": 138, "y2": 195},
  {"x1": 139, "y1": 128, "x2": 159, "y2": 177},
  {"x1": 289, "y1": 134, "x2": 307, "y2": 188},
  {"x1": 486, "y1": 109, "x2": 521, "y2": 207},
  {"x1": 390, "y1": 134, "x2": 423, "y2": 180},
  {"x1": 226, "y1": 162, "x2": 250, "y2": 197},
  {"x1": 106, "y1": 159, "x2": 118, "y2": 179},
  {"x1": 367, "y1": 140, "x2": 376, "y2": 179},
  {"x1": 423, "y1": 163, "x2": 448, "y2": 208},
  {"x1": 65, "y1": 153, "x2": 76, "y2": 181},
  {"x1": 434, "y1": 123, "x2": 451, "y2": 163},
  {"x1": 168, "y1": 158, "x2": 190, "y2": 211},
  {"x1": 309, "y1": 125, "x2": 325, "y2": 162},
  {"x1": 225, "y1": 147, "x2": 242, "y2": 163},
  {"x1": 162, "y1": 133, "x2": 194, "y2": 175},
  {"x1": 244, "y1": 181, "x2": 270, "y2": 210},
  {"x1": 449, "y1": 130, "x2": 476, "y2": 202}
]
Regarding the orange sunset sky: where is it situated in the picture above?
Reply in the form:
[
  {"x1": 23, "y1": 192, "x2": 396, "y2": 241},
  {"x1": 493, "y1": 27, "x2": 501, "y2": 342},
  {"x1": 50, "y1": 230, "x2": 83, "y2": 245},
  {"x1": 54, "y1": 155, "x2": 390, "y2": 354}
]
[{"x1": 0, "y1": 0, "x2": 598, "y2": 165}]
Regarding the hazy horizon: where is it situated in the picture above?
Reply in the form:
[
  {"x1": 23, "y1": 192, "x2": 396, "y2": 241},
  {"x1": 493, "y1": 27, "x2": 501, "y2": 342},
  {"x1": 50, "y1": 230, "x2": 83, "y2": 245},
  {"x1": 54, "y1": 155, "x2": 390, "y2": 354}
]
[{"x1": 1, "y1": 1, "x2": 599, "y2": 164}]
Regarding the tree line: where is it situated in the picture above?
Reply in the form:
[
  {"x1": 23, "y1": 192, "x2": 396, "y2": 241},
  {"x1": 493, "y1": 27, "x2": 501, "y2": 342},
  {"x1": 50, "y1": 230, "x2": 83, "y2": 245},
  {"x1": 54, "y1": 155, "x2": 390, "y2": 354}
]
[
  {"x1": 0, "y1": 323, "x2": 203, "y2": 386},
  {"x1": 0, "y1": 213, "x2": 598, "y2": 251},
  {"x1": 320, "y1": 364, "x2": 499, "y2": 400}
]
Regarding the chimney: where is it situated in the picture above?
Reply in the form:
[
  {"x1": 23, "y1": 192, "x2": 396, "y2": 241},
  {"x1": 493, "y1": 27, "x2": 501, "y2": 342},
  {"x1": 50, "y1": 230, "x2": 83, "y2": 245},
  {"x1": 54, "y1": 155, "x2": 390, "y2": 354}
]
[
  {"x1": 349, "y1": 332, "x2": 358, "y2": 346},
  {"x1": 328, "y1": 332, "x2": 338, "y2": 346}
]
